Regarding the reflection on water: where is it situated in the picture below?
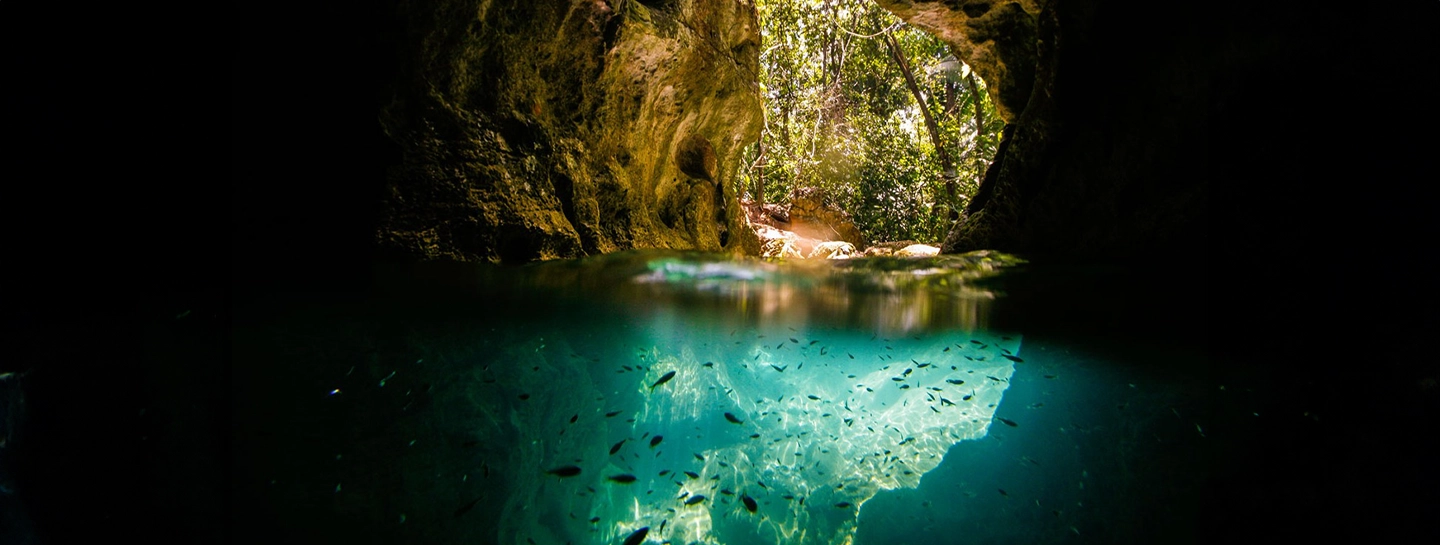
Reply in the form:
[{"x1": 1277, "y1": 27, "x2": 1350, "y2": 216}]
[{"x1": 507, "y1": 250, "x2": 1025, "y2": 337}]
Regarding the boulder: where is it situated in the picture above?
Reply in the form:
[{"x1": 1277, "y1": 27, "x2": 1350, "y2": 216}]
[{"x1": 809, "y1": 241, "x2": 858, "y2": 260}]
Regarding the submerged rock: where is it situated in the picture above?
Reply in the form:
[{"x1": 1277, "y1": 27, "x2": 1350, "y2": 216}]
[{"x1": 378, "y1": 0, "x2": 763, "y2": 262}]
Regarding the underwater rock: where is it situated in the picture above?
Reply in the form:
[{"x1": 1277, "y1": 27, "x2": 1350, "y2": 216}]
[{"x1": 377, "y1": 0, "x2": 762, "y2": 262}]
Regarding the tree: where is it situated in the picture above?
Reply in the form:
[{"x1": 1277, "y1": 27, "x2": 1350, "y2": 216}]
[{"x1": 737, "y1": 0, "x2": 1004, "y2": 244}]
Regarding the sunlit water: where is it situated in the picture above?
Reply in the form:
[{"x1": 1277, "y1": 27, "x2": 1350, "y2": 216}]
[{"x1": 232, "y1": 250, "x2": 1237, "y2": 545}]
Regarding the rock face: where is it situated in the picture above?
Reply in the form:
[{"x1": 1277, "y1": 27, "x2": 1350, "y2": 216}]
[
  {"x1": 874, "y1": 1, "x2": 1439, "y2": 264},
  {"x1": 377, "y1": 0, "x2": 762, "y2": 262}
]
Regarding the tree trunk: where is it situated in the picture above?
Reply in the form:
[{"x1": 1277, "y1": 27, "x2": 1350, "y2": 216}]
[{"x1": 882, "y1": 31, "x2": 956, "y2": 217}]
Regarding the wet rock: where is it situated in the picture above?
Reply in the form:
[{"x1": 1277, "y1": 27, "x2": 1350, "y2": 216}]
[{"x1": 378, "y1": 0, "x2": 763, "y2": 262}]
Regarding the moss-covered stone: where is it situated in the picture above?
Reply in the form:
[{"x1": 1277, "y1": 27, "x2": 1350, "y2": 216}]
[{"x1": 378, "y1": 0, "x2": 763, "y2": 263}]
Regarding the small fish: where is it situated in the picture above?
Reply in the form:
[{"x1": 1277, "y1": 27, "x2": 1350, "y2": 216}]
[
  {"x1": 725, "y1": 412, "x2": 744, "y2": 424},
  {"x1": 848, "y1": 353, "x2": 855, "y2": 359},
  {"x1": 590, "y1": 516, "x2": 600, "y2": 523},
  {"x1": 607, "y1": 474, "x2": 638, "y2": 483},
  {"x1": 610, "y1": 439, "x2": 626, "y2": 455},
  {"x1": 622, "y1": 527, "x2": 649, "y2": 545},
  {"x1": 651, "y1": 371, "x2": 677, "y2": 390},
  {"x1": 517, "y1": 393, "x2": 530, "y2": 400},
  {"x1": 770, "y1": 364, "x2": 787, "y2": 373},
  {"x1": 807, "y1": 395, "x2": 820, "y2": 400},
  {"x1": 742, "y1": 494, "x2": 758, "y2": 513},
  {"x1": 946, "y1": 379, "x2": 965, "y2": 385},
  {"x1": 789, "y1": 338, "x2": 799, "y2": 344},
  {"x1": 650, "y1": 435, "x2": 664, "y2": 448},
  {"x1": 720, "y1": 488, "x2": 734, "y2": 495},
  {"x1": 606, "y1": 410, "x2": 622, "y2": 417},
  {"x1": 998, "y1": 417, "x2": 1018, "y2": 427},
  {"x1": 1002, "y1": 354, "x2": 1024, "y2": 363},
  {"x1": 998, "y1": 488, "x2": 1009, "y2": 497},
  {"x1": 702, "y1": 362, "x2": 715, "y2": 367},
  {"x1": 694, "y1": 453, "x2": 705, "y2": 461},
  {"x1": 546, "y1": 465, "x2": 582, "y2": 477},
  {"x1": 658, "y1": 469, "x2": 671, "y2": 476},
  {"x1": 684, "y1": 471, "x2": 699, "y2": 479},
  {"x1": 569, "y1": 413, "x2": 578, "y2": 423},
  {"x1": 454, "y1": 496, "x2": 482, "y2": 518},
  {"x1": 684, "y1": 495, "x2": 707, "y2": 505},
  {"x1": 962, "y1": 395, "x2": 973, "y2": 401},
  {"x1": 834, "y1": 502, "x2": 852, "y2": 509},
  {"x1": 776, "y1": 342, "x2": 784, "y2": 349}
]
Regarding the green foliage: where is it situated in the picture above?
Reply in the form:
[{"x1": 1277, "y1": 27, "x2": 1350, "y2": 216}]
[{"x1": 736, "y1": 0, "x2": 1004, "y2": 244}]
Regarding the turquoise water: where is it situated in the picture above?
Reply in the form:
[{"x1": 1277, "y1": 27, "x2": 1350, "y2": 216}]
[{"x1": 231, "y1": 251, "x2": 1241, "y2": 544}]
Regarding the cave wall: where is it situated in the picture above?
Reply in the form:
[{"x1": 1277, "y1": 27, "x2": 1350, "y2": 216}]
[
  {"x1": 875, "y1": 0, "x2": 1439, "y2": 264},
  {"x1": 377, "y1": 0, "x2": 763, "y2": 262}
]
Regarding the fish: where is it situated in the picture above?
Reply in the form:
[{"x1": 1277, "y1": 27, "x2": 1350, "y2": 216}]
[
  {"x1": 569, "y1": 413, "x2": 578, "y2": 423},
  {"x1": 702, "y1": 361, "x2": 715, "y2": 367},
  {"x1": 848, "y1": 353, "x2": 855, "y2": 359},
  {"x1": 684, "y1": 471, "x2": 699, "y2": 479},
  {"x1": 1044, "y1": 374, "x2": 1057, "y2": 379},
  {"x1": 694, "y1": 453, "x2": 705, "y2": 461},
  {"x1": 834, "y1": 502, "x2": 852, "y2": 509},
  {"x1": 903, "y1": 368, "x2": 913, "y2": 376},
  {"x1": 997, "y1": 417, "x2": 1018, "y2": 427},
  {"x1": 725, "y1": 412, "x2": 744, "y2": 424},
  {"x1": 742, "y1": 494, "x2": 758, "y2": 513},
  {"x1": 590, "y1": 516, "x2": 600, "y2": 523},
  {"x1": 809, "y1": 340, "x2": 820, "y2": 345},
  {"x1": 770, "y1": 364, "x2": 787, "y2": 373},
  {"x1": 946, "y1": 379, "x2": 965, "y2": 385},
  {"x1": 606, "y1": 410, "x2": 622, "y2": 417},
  {"x1": 940, "y1": 397, "x2": 955, "y2": 406},
  {"x1": 607, "y1": 474, "x2": 638, "y2": 483},
  {"x1": 684, "y1": 495, "x2": 707, "y2": 505},
  {"x1": 1002, "y1": 354, "x2": 1024, "y2": 363},
  {"x1": 962, "y1": 394, "x2": 973, "y2": 401},
  {"x1": 517, "y1": 393, "x2": 530, "y2": 400},
  {"x1": 546, "y1": 465, "x2": 582, "y2": 477},
  {"x1": 658, "y1": 519, "x2": 668, "y2": 533},
  {"x1": 789, "y1": 338, "x2": 799, "y2": 343},
  {"x1": 454, "y1": 496, "x2": 482, "y2": 518},
  {"x1": 651, "y1": 371, "x2": 677, "y2": 390},
  {"x1": 610, "y1": 440, "x2": 626, "y2": 455},
  {"x1": 622, "y1": 527, "x2": 649, "y2": 545},
  {"x1": 749, "y1": 433, "x2": 760, "y2": 438},
  {"x1": 650, "y1": 435, "x2": 664, "y2": 448},
  {"x1": 776, "y1": 342, "x2": 784, "y2": 349},
  {"x1": 970, "y1": 340, "x2": 983, "y2": 345},
  {"x1": 998, "y1": 489, "x2": 1009, "y2": 497},
  {"x1": 658, "y1": 469, "x2": 671, "y2": 476},
  {"x1": 891, "y1": 377, "x2": 905, "y2": 382},
  {"x1": 807, "y1": 395, "x2": 821, "y2": 400}
]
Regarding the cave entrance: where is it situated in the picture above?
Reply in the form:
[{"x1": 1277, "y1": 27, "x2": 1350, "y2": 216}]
[{"x1": 736, "y1": 0, "x2": 1004, "y2": 254}]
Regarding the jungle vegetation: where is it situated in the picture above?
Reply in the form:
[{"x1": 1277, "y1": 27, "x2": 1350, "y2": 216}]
[{"x1": 736, "y1": 0, "x2": 1005, "y2": 244}]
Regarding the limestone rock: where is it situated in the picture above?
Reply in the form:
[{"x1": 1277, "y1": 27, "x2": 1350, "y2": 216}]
[
  {"x1": 809, "y1": 241, "x2": 858, "y2": 260},
  {"x1": 377, "y1": 0, "x2": 763, "y2": 262},
  {"x1": 894, "y1": 244, "x2": 940, "y2": 257},
  {"x1": 787, "y1": 187, "x2": 865, "y2": 250}
]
